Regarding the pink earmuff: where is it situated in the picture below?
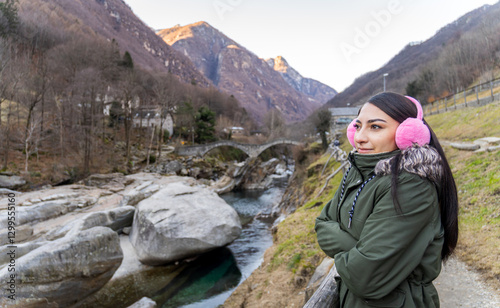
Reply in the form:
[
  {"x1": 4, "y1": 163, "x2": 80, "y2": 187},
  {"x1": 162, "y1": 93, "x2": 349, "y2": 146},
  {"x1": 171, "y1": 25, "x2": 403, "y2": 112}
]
[
  {"x1": 396, "y1": 96, "x2": 430, "y2": 149},
  {"x1": 346, "y1": 95, "x2": 430, "y2": 150},
  {"x1": 347, "y1": 119, "x2": 357, "y2": 148}
]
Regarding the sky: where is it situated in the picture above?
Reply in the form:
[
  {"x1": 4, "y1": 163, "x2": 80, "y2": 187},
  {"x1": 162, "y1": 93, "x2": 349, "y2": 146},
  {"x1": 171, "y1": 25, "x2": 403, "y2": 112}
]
[{"x1": 124, "y1": 0, "x2": 499, "y2": 92}]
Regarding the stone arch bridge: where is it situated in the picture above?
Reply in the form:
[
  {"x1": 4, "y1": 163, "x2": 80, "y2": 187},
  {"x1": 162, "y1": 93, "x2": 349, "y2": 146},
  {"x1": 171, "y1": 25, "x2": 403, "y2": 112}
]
[{"x1": 175, "y1": 139, "x2": 303, "y2": 158}]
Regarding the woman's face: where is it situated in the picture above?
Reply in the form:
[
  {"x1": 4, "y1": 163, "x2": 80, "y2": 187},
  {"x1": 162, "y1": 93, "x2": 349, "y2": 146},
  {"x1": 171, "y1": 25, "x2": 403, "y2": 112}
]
[{"x1": 354, "y1": 103, "x2": 400, "y2": 154}]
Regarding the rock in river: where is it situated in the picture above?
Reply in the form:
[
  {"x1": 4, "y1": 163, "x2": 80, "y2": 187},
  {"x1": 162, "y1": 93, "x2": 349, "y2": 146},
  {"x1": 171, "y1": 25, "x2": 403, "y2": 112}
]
[
  {"x1": 0, "y1": 226, "x2": 123, "y2": 307},
  {"x1": 130, "y1": 181, "x2": 242, "y2": 265}
]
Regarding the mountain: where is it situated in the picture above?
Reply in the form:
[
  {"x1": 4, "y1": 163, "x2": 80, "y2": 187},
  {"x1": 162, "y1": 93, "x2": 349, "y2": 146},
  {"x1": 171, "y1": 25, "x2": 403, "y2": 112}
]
[
  {"x1": 266, "y1": 56, "x2": 337, "y2": 104},
  {"x1": 158, "y1": 22, "x2": 337, "y2": 123},
  {"x1": 18, "y1": 0, "x2": 210, "y2": 87},
  {"x1": 326, "y1": 3, "x2": 500, "y2": 108}
]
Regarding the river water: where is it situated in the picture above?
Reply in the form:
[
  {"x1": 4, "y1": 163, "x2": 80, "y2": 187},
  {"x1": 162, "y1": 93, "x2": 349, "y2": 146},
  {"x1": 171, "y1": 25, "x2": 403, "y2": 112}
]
[{"x1": 157, "y1": 180, "x2": 287, "y2": 308}]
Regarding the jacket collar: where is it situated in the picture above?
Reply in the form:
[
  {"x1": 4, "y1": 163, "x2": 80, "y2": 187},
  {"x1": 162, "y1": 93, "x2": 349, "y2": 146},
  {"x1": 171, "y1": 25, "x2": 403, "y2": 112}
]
[{"x1": 348, "y1": 150, "x2": 400, "y2": 177}]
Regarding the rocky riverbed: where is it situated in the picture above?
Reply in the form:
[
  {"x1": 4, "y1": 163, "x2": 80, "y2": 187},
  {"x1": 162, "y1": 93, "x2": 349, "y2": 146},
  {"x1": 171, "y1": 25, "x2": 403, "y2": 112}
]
[{"x1": 0, "y1": 157, "x2": 293, "y2": 307}]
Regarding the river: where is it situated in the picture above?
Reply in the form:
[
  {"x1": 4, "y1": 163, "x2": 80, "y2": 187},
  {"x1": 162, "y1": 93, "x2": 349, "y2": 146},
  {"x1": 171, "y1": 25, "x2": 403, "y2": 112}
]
[
  {"x1": 157, "y1": 180, "x2": 287, "y2": 308},
  {"x1": 78, "y1": 177, "x2": 289, "y2": 308}
]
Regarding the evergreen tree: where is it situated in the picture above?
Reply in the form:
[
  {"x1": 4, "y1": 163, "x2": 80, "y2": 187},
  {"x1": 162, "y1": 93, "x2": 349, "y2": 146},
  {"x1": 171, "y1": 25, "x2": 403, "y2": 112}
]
[
  {"x1": 121, "y1": 51, "x2": 134, "y2": 69},
  {"x1": 405, "y1": 80, "x2": 422, "y2": 99},
  {"x1": 0, "y1": 0, "x2": 18, "y2": 38},
  {"x1": 195, "y1": 106, "x2": 216, "y2": 144},
  {"x1": 108, "y1": 101, "x2": 122, "y2": 127},
  {"x1": 315, "y1": 109, "x2": 331, "y2": 150}
]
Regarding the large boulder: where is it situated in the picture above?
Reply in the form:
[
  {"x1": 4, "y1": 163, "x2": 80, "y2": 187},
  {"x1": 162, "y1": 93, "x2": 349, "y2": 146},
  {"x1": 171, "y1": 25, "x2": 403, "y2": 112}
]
[
  {"x1": 130, "y1": 182, "x2": 241, "y2": 265},
  {"x1": 119, "y1": 181, "x2": 160, "y2": 207},
  {"x1": 0, "y1": 240, "x2": 49, "y2": 267},
  {"x1": 0, "y1": 226, "x2": 123, "y2": 307},
  {"x1": 82, "y1": 173, "x2": 134, "y2": 192},
  {"x1": 0, "y1": 175, "x2": 26, "y2": 189},
  {"x1": 126, "y1": 297, "x2": 157, "y2": 308},
  {"x1": 0, "y1": 191, "x2": 99, "y2": 231},
  {"x1": 46, "y1": 206, "x2": 135, "y2": 240}
]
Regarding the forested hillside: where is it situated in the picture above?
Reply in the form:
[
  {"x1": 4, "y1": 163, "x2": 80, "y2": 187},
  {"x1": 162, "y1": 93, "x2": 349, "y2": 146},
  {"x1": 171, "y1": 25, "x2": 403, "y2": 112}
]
[{"x1": 0, "y1": 0, "x2": 253, "y2": 187}]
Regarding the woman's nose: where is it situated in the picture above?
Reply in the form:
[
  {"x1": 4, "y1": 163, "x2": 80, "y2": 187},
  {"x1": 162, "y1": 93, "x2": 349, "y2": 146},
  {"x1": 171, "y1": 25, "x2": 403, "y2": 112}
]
[{"x1": 354, "y1": 128, "x2": 367, "y2": 144}]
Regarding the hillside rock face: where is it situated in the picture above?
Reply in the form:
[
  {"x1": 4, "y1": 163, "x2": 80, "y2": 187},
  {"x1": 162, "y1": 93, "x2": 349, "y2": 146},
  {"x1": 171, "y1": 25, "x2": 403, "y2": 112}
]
[
  {"x1": 18, "y1": 0, "x2": 210, "y2": 87},
  {"x1": 158, "y1": 22, "x2": 336, "y2": 123},
  {"x1": 267, "y1": 56, "x2": 337, "y2": 105}
]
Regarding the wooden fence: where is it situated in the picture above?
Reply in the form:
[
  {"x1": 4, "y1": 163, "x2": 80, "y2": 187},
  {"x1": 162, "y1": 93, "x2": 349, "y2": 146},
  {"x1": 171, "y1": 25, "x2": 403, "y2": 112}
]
[{"x1": 423, "y1": 78, "x2": 500, "y2": 116}]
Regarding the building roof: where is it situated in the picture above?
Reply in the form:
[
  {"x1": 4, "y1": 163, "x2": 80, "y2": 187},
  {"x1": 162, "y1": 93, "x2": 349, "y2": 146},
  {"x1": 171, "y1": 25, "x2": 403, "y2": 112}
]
[{"x1": 328, "y1": 107, "x2": 360, "y2": 117}]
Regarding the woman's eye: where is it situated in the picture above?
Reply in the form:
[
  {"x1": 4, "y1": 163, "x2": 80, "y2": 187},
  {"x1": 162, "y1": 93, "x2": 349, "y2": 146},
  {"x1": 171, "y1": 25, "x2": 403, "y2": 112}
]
[
  {"x1": 371, "y1": 124, "x2": 381, "y2": 129},
  {"x1": 353, "y1": 124, "x2": 360, "y2": 129}
]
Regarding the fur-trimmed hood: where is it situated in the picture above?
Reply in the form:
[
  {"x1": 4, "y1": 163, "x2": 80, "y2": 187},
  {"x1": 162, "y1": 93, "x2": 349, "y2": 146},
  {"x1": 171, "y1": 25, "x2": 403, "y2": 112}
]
[{"x1": 375, "y1": 144, "x2": 443, "y2": 184}]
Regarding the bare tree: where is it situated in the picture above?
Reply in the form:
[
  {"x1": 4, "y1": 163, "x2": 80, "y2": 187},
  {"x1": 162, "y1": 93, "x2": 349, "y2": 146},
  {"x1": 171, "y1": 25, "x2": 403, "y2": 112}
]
[
  {"x1": 22, "y1": 115, "x2": 42, "y2": 172},
  {"x1": 314, "y1": 109, "x2": 332, "y2": 150},
  {"x1": 115, "y1": 66, "x2": 143, "y2": 171},
  {"x1": 13, "y1": 51, "x2": 47, "y2": 172},
  {"x1": 151, "y1": 72, "x2": 181, "y2": 161},
  {"x1": 263, "y1": 108, "x2": 287, "y2": 139},
  {"x1": 69, "y1": 67, "x2": 105, "y2": 175}
]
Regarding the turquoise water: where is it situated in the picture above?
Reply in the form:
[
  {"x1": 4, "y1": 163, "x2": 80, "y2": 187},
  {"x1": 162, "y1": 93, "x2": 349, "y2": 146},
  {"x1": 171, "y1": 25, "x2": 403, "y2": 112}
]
[{"x1": 164, "y1": 185, "x2": 286, "y2": 308}]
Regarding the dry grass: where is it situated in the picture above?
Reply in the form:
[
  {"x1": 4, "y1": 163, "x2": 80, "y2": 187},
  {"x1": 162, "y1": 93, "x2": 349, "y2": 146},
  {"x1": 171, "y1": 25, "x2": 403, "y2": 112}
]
[
  {"x1": 426, "y1": 101, "x2": 500, "y2": 141},
  {"x1": 427, "y1": 104, "x2": 500, "y2": 290},
  {"x1": 445, "y1": 148, "x2": 500, "y2": 289}
]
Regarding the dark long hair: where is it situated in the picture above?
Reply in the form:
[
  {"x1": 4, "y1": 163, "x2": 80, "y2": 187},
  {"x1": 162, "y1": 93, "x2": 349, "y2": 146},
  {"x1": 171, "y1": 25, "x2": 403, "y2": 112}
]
[{"x1": 367, "y1": 92, "x2": 458, "y2": 261}]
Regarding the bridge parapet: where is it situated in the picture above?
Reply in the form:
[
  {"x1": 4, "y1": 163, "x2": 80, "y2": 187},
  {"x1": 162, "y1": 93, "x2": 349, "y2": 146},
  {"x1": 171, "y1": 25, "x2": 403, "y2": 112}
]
[{"x1": 175, "y1": 139, "x2": 303, "y2": 158}]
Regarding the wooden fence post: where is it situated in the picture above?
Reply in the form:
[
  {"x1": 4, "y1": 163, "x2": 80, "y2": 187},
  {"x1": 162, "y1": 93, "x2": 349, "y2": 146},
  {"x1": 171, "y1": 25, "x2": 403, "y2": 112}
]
[
  {"x1": 491, "y1": 81, "x2": 494, "y2": 103},
  {"x1": 476, "y1": 86, "x2": 479, "y2": 105},
  {"x1": 303, "y1": 264, "x2": 340, "y2": 308}
]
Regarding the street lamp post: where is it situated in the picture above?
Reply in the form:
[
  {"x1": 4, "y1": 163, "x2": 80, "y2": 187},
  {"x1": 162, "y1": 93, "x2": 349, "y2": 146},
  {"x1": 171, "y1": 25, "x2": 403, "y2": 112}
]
[{"x1": 383, "y1": 73, "x2": 389, "y2": 92}]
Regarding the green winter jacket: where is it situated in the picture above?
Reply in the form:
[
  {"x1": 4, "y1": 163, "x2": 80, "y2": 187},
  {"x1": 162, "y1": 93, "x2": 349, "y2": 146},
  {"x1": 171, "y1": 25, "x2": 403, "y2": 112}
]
[{"x1": 315, "y1": 148, "x2": 444, "y2": 308}]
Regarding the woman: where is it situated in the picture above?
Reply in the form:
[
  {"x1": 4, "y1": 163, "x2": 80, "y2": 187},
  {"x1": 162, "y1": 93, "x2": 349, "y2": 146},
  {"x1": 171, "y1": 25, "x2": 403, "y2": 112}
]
[{"x1": 315, "y1": 92, "x2": 458, "y2": 307}]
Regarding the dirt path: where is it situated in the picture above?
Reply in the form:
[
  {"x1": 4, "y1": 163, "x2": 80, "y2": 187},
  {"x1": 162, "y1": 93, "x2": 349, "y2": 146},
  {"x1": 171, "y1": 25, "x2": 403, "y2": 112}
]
[{"x1": 435, "y1": 257, "x2": 500, "y2": 307}]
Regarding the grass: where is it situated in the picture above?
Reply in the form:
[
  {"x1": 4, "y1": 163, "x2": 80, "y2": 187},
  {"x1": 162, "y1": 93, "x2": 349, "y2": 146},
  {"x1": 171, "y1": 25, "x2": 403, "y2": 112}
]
[
  {"x1": 448, "y1": 148, "x2": 500, "y2": 286},
  {"x1": 268, "y1": 142, "x2": 349, "y2": 275},
  {"x1": 426, "y1": 105, "x2": 500, "y2": 289},
  {"x1": 426, "y1": 101, "x2": 500, "y2": 141}
]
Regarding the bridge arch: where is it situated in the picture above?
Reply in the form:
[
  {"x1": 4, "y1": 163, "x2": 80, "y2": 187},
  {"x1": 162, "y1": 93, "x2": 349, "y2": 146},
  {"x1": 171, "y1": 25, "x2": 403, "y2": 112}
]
[
  {"x1": 175, "y1": 139, "x2": 303, "y2": 159},
  {"x1": 198, "y1": 140, "x2": 252, "y2": 157},
  {"x1": 248, "y1": 139, "x2": 303, "y2": 158}
]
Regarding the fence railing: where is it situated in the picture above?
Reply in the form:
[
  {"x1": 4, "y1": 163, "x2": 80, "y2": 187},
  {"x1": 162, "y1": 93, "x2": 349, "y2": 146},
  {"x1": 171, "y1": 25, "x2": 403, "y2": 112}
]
[{"x1": 423, "y1": 77, "x2": 500, "y2": 116}]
